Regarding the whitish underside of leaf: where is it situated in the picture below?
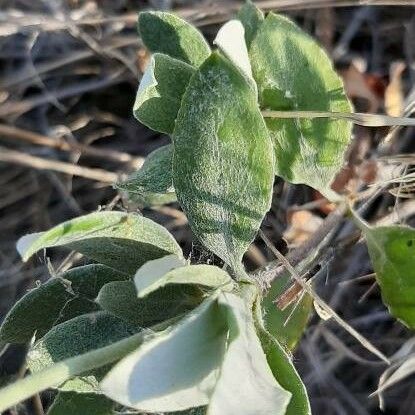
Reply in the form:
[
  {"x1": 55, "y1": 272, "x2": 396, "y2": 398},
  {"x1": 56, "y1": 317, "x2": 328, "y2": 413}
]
[
  {"x1": 17, "y1": 211, "x2": 182, "y2": 275},
  {"x1": 28, "y1": 311, "x2": 140, "y2": 393},
  {"x1": 254, "y1": 301, "x2": 311, "y2": 415},
  {"x1": 133, "y1": 55, "x2": 195, "y2": 134},
  {"x1": 47, "y1": 392, "x2": 114, "y2": 415},
  {"x1": 206, "y1": 292, "x2": 291, "y2": 415},
  {"x1": 364, "y1": 225, "x2": 415, "y2": 328},
  {"x1": 101, "y1": 296, "x2": 228, "y2": 412},
  {"x1": 0, "y1": 265, "x2": 126, "y2": 345},
  {"x1": 138, "y1": 11, "x2": 210, "y2": 67},
  {"x1": 97, "y1": 280, "x2": 202, "y2": 326},
  {"x1": 135, "y1": 260, "x2": 234, "y2": 298},
  {"x1": 250, "y1": 12, "x2": 352, "y2": 199},
  {"x1": 262, "y1": 273, "x2": 312, "y2": 351},
  {"x1": 117, "y1": 144, "x2": 174, "y2": 199},
  {"x1": 237, "y1": 0, "x2": 264, "y2": 48},
  {"x1": 172, "y1": 52, "x2": 274, "y2": 270}
]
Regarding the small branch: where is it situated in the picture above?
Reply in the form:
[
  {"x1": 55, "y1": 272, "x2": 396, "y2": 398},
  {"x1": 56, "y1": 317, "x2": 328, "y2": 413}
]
[
  {"x1": 259, "y1": 230, "x2": 390, "y2": 364},
  {"x1": 261, "y1": 110, "x2": 415, "y2": 127},
  {"x1": 0, "y1": 146, "x2": 119, "y2": 184},
  {"x1": 0, "y1": 124, "x2": 143, "y2": 166}
]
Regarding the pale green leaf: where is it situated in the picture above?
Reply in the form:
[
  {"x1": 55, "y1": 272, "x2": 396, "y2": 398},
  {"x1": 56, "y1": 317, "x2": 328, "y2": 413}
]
[
  {"x1": 97, "y1": 280, "x2": 202, "y2": 326},
  {"x1": 0, "y1": 264, "x2": 126, "y2": 345},
  {"x1": 48, "y1": 392, "x2": 114, "y2": 415},
  {"x1": 213, "y1": 20, "x2": 253, "y2": 81},
  {"x1": 173, "y1": 52, "x2": 274, "y2": 270},
  {"x1": 237, "y1": 0, "x2": 264, "y2": 47},
  {"x1": 262, "y1": 273, "x2": 312, "y2": 350},
  {"x1": 361, "y1": 224, "x2": 415, "y2": 328},
  {"x1": 100, "y1": 296, "x2": 228, "y2": 412},
  {"x1": 28, "y1": 311, "x2": 140, "y2": 393},
  {"x1": 17, "y1": 211, "x2": 182, "y2": 275},
  {"x1": 250, "y1": 13, "x2": 352, "y2": 200},
  {"x1": 117, "y1": 145, "x2": 176, "y2": 206},
  {"x1": 135, "y1": 256, "x2": 234, "y2": 298},
  {"x1": 206, "y1": 292, "x2": 291, "y2": 415},
  {"x1": 133, "y1": 55, "x2": 195, "y2": 134},
  {"x1": 138, "y1": 12, "x2": 210, "y2": 67}
]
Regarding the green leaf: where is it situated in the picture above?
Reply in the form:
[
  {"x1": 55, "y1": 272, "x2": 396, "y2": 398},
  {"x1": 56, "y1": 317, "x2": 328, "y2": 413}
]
[
  {"x1": 172, "y1": 52, "x2": 274, "y2": 270},
  {"x1": 117, "y1": 144, "x2": 176, "y2": 206},
  {"x1": 17, "y1": 211, "x2": 182, "y2": 275},
  {"x1": 0, "y1": 265, "x2": 126, "y2": 345},
  {"x1": 134, "y1": 255, "x2": 234, "y2": 298},
  {"x1": 262, "y1": 274, "x2": 312, "y2": 350},
  {"x1": 207, "y1": 292, "x2": 291, "y2": 415},
  {"x1": 28, "y1": 311, "x2": 140, "y2": 393},
  {"x1": 48, "y1": 392, "x2": 114, "y2": 415},
  {"x1": 254, "y1": 301, "x2": 311, "y2": 415},
  {"x1": 97, "y1": 280, "x2": 202, "y2": 326},
  {"x1": 237, "y1": 0, "x2": 264, "y2": 48},
  {"x1": 250, "y1": 13, "x2": 352, "y2": 200},
  {"x1": 361, "y1": 224, "x2": 415, "y2": 328},
  {"x1": 138, "y1": 12, "x2": 210, "y2": 67},
  {"x1": 100, "y1": 296, "x2": 228, "y2": 412},
  {"x1": 133, "y1": 55, "x2": 195, "y2": 134}
]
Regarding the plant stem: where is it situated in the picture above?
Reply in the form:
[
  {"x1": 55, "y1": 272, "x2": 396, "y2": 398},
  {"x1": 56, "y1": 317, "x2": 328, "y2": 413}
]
[
  {"x1": 261, "y1": 110, "x2": 415, "y2": 127},
  {"x1": 0, "y1": 330, "x2": 147, "y2": 412}
]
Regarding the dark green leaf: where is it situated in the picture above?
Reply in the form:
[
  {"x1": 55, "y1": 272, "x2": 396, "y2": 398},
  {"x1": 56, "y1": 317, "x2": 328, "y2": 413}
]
[
  {"x1": 0, "y1": 265, "x2": 126, "y2": 344},
  {"x1": 28, "y1": 311, "x2": 140, "y2": 393},
  {"x1": 237, "y1": 0, "x2": 264, "y2": 47},
  {"x1": 17, "y1": 211, "x2": 182, "y2": 275},
  {"x1": 97, "y1": 280, "x2": 202, "y2": 326},
  {"x1": 133, "y1": 55, "x2": 195, "y2": 134},
  {"x1": 172, "y1": 52, "x2": 274, "y2": 270},
  {"x1": 262, "y1": 273, "x2": 312, "y2": 350},
  {"x1": 250, "y1": 13, "x2": 352, "y2": 200},
  {"x1": 117, "y1": 144, "x2": 176, "y2": 206},
  {"x1": 362, "y1": 225, "x2": 415, "y2": 328},
  {"x1": 254, "y1": 301, "x2": 311, "y2": 415},
  {"x1": 138, "y1": 12, "x2": 210, "y2": 67},
  {"x1": 48, "y1": 392, "x2": 114, "y2": 415}
]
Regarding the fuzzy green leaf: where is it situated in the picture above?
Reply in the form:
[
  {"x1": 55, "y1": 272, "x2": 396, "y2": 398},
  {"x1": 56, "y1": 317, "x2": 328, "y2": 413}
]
[
  {"x1": 250, "y1": 13, "x2": 352, "y2": 199},
  {"x1": 237, "y1": 0, "x2": 264, "y2": 47},
  {"x1": 97, "y1": 280, "x2": 202, "y2": 326},
  {"x1": 135, "y1": 257, "x2": 234, "y2": 298},
  {"x1": 138, "y1": 12, "x2": 210, "y2": 67},
  {"x1": 133, "y1": 55, "x2": 195, "y2": 134},
  {"x1": 0, "y1": 265, "x2": 126, "y2": 345},
  {"x1": 101, "y1": 296, "x2": 228, "y2": 412},
  {"x1": 172, "y1": 52, "x2": 274, "y2": 270},
  {"x1": 206, "y1": 292, "x2": 291, "y2": 415},
  {"x1": 28, "y1": 311, "x2": 140, "y2": 393},
  {"x1": 48, "y1": 392, "x2": 114, "y2": 415},
  {"x1": 117, "y1": 145, "x2": 176, "y2": 206},
  {"x1": 262, "y1": 274, "x2": 312, "y2": 350},
  {"x1": 17, "y1": 211, "x2": 182, "y2": 275},
  {"x1": 362, "y1": 225, "x2": 415, "y2": 328},
  {"x1": 254, "y1": 301, "x2": 311, "y2": 415}
]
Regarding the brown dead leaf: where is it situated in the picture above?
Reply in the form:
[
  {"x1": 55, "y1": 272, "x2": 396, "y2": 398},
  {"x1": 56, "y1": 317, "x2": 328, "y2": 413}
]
[{"x1": 284, "y1": 210, "x2": 323, "y2": 246}]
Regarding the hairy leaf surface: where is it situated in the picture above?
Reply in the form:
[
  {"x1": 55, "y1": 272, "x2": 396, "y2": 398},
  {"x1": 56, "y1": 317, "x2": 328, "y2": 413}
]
[
  {"x1": 237, "y1": 0, "x2": 264, "y2": 47},
  {"x1": 250, "y1": 13, "x2": 352, "y2": 199},
  {"x1": 48, "y1": 392, "x2": 114, "y2": 415},
  {"x1": 173, "y1": 52, "x2": 274, "y2": 270},
  {"x1": 133, "y1": 55, "x2": 195, "y2": 134},
  {"x1": 97, "y1": 280, "x2": 202, "y2": 326},
  {"x1": 138, "y1": 12, "x2": 210, "y2": 67},
  {"x1": 0, "y1": 265, "x2": 126, "y2": 345},
  {"x1": 17, "y1": 211, "x2": 182, "y2": 275}
]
